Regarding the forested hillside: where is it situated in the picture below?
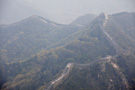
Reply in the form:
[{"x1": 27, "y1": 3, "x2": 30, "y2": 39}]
[
  {"x1": 0, "y1": 12, "x2": 135, "y2": 90},
  {"x1": 54, "y1": 53, "x2": 135, "y2": 90},
  {"x1": 0, "y1": 15, "x2": 83, "y2": 63}
]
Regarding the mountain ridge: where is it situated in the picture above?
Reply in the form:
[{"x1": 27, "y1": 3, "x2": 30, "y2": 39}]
[
  {"x1": 44, "y1": 12, "x2": 135, "y2": 90},
  {"x1": 1, "y1": 12, "x2": 135, "y2": 90},
  {"x1": 0, "y1": 15, "x2": 83, "y2": 63}
]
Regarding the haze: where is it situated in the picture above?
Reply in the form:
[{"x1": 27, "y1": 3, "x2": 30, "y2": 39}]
[{"x1": 0, "y1": 0, "x2": 135, "y2": 24}]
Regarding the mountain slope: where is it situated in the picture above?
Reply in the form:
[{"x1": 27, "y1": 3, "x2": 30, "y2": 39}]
[
  {"x1": 0, "y1": 16, "x2": 81, "y2": 63},
  {"x1": 1, "y1": 13, "x2": 117, "y2": 90},
  {"x1": 48, "y1": 12, "x2": 135, "y2": 90},
  {"x1": 104, "y1": 12, "x2": 135, "y2": 52},
  {"x1": 71, "y1": 13, "x2": 97, "y2": 26},
  {"x1": 111, "y1": 12, "x2": 135, "y2": 40},
  {"x1": 54, "y1": 53, "x2": 135, "y2": 90},
  {"x1": 1, "y1": 12, "x2": 135, "y2": 90}
]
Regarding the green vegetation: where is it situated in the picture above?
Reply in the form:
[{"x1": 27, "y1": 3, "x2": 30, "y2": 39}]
[
  {"x1": 0, "y1": 16, "x2": 81, "y2": 63},
  {"x1": 55, "y1": 53, "x2": 135, "y2": 90},
  {"x1": 1, "y1": 17, "x2": 116, "y2": 90},
  {"x1": 0, "y1": 12, "x2": 135, "y2": 90}
]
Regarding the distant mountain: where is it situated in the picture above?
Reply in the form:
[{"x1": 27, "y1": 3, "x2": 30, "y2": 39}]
[
  {"x1": 0, "y1": 0, "x2": 82, "y2": 24},
  {"x1": 0, "y1": 0, "x2": 45, "y2": 24},
  {"x1": 111, "y1": 12, "x2": 135, "y2": 40},
  {"x1": 46, "y1": 14, "x2": 97, "y2": 49},
  {"x1": 0, "y1": 15, "x2": 81, "y2": 62},
  {"x1": 71, "y1": 13, "x2": 96, "y2": 26},
  {"x1": 1, "y1": 12, "x2": 135, "y2": 90},
  {"x1": 103, "y1": 12, "x2": 135, "y2": 52}
]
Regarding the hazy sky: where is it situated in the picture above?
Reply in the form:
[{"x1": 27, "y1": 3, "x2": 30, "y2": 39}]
[
  {"x1": 25, "y1": 0, "x2": 135, "y2": 14},
  {"x1": 0, "y1": 0, "x2": 135, "y2": 24}
]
